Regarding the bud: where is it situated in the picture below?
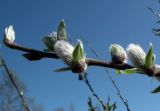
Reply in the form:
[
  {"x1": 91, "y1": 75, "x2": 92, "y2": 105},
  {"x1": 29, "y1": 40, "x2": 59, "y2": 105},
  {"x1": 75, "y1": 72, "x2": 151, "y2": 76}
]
[
  {"x1": 145, "y1": 43, "x2": 155, "y2": 68},
  {"x1": 72, "y1": 40, "x2": 86, "y2": 62},
  {"x1": 42, "y1": 32, "x2": 57, "y2": 52},
  {"x1": 127, "y1": 44, "x2": 146, "y2": 67},
  {"x1": 54, "y1": 40, "x2": 87, "y2": 73},
  {"x1": 72, "y1": 40, "x2": 87, "y2": 73},
  {"x1": 54, "y1": 40, "x2": 74, "y2": 65},
  {"x1": 109, "y1": 44, "x2": 127, "y2": 64},
  {"x1": 4, "y1": 25, "x2": 15, "y2": 42}
]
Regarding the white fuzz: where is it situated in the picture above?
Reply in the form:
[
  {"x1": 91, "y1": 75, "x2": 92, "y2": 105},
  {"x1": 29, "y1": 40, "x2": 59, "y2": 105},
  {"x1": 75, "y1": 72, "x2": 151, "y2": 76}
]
[
  {"x1": 48, "y1": 31, "x2": 57, "y2": 38},
  {"x1": 127, "y1": 44, "x2": 146, "y2": 67},
  {"x1": 54, "y1": 40, "x2": 74, "y2": 65},
  {"x1": 109, "y1": 44, "x2": 127, "y2": 63},
  {"x1": 154, "y1": 64, "x2": 160, "y2": 82},
  {"x1": 78, "y1": 39, "x2": 84, "y2": 51},
  {"x1": 4, "y1": 25, "x2": 15, "y2": 42}
]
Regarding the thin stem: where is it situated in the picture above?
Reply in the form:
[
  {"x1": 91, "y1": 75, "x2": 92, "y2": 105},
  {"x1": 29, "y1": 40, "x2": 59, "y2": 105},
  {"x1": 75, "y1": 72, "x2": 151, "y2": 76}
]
[
  {"x1": 68, "y1": 37, "x2": 107, "y2": 110},
  {"x1": 105, "y1": 68, "x2": 131, "y2": 111},
  {"x1": 82, "y1": 73, "x2": 107, "y2": 111},
  {"x1": 81, "y1": 37, "x2": 131, "y2": 111},
  {"x1": 0, "y1": 54, "x2": 30, "y2": 111}
]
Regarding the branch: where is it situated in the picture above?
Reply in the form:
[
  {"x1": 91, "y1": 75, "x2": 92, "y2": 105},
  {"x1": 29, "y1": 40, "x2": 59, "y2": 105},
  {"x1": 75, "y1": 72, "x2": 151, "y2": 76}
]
[
  {"x1": 4, "y1": 38, "x2": 160, "y2": 77},
  {"x1": 86, "y1": 58, "x2": 133, "y2": 70},
  {"x1": 3, "y1": 38, "x2": 59, "y2": 60},
  {"x1": 0, "y1": 54, "x2": 30, "y2": 111}
]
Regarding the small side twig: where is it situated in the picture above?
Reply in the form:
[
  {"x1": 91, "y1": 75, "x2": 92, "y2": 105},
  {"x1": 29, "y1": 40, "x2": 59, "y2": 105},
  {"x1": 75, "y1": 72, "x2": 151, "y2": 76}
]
[
  {"x1": 82, "y1": 73, "x2": 107, "y2": 110},
  {"x1": 147, "y1": 7, "x2": 160, "y2": 19},
  {"x1": 105, "y1": 69, "x2": 131, "y2": 111},
  {"x1": 81, "y1": 37, "x2": 131, "y2": 111},
  {"x1": 88, "y1": 97, "x2": 97, "y2": 111},
  {"x1": 68, "y1": 37, "x2": 107, "y2": 110},
  {"x1": 0, "y1": 54, "x2": 30, "y2": 111}
]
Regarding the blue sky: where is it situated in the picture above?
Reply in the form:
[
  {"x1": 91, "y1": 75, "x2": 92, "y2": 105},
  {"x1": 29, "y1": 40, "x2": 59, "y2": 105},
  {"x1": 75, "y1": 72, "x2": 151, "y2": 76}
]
[{"x1": 1, "y1": 0, "x2": 160, "y2": 111}]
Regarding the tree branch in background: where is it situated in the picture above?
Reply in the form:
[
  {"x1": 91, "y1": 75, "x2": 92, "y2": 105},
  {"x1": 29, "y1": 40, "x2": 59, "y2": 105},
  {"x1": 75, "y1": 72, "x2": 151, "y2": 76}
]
[
  {"x1": 67, "y1": 36, "x2": 109, "y2": 110},
  {"x1": 82, "y1": 73, "x2": 107, "y2": 111},
  {"x1": 81, "y1": 37, "x2": 131, "y2": 111},
  {"x1": 0, "y1": 54, "x2": 30, "y2": 111}
]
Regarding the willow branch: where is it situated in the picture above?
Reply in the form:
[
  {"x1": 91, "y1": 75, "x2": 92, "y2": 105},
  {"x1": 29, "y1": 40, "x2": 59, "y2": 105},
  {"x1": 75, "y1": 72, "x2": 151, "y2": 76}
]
[
  {"x1": 4, "y1": 38, "x2": 160, "y2": 77},
  {"x1": 3, "y1": 38, "x2": 59, "y2": 60}
]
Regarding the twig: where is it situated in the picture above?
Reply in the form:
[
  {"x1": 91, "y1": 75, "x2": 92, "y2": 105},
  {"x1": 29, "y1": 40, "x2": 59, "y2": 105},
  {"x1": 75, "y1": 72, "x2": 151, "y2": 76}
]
[
  {"x1": 0, "y1": 54, "x2": 30, "y2": 111},
  {"x1": 4, "y1": 39, "x2": 59, "y2": 60},
  {"x1": 68, "y1": 37, "x2": 107, "y2": 110},
  {"x1": 81, "y1": 37, "x2": 131, "y2": 111},
  {"x1": 4, "y1": 36, "x2": 160, "y2": 77},
  {"x1": 105, "y1": 69, "x2": 131, "y2": 111},
  {"x1": 82, "y1": 73, "x2": 107, "y2": 110},
  {"x1": 88, "y1": 97, "x2": 97, "y2": 111},
  {"x1": 147, "y1": 7, "x2": 160, "y2": 19}
]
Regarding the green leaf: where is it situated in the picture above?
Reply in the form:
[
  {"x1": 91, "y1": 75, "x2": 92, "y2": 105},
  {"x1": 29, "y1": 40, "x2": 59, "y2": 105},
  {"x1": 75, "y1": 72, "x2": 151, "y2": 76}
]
[
  {"x1": 57, "y1": 20, "x2": 67, "y2": 40},
  {"x1": 116, "y1": 68, "x2": 144, "y2": 75},
  {"x1": 54, "y1": 67, "x2": 71, "y2": 72},
  {"x1": 72, "y1": 40, "x2": 85, "y2": 62},
  {"x1": 151, "y1": 85, "x2": 160, "y2": 93},
  {"x1": 42, "y1": 36, "x2": 57, "y2": 51},
  {"x1": 145, "y1": 43, "x2": 154, "y2": 68}
]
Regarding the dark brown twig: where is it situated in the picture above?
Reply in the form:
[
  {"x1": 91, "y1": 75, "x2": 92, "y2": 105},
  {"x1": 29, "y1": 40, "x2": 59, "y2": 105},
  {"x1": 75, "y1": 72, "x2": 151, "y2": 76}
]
[
  {"x1": 4, "y1": 39, "x2": 59, "y2": 60},
  {"x1": 3, "y1": 38, "x2": 160, "y2": 77},
  {"x1": 86, "y1": 58, "x2": 133, "y2": 70}
]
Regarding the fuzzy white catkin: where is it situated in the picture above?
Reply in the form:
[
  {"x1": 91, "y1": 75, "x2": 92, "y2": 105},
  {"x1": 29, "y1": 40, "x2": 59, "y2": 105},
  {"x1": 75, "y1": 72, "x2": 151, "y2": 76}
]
[
  {"x1": 127, "y1": 44, "x2": 146, "y2": 67},
  {"x1": 5, "y1": 25, "x2": 15, "y2": 42},
  {"x1": 54, "y1": 40, "x2": 74, "y2": 65}
]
